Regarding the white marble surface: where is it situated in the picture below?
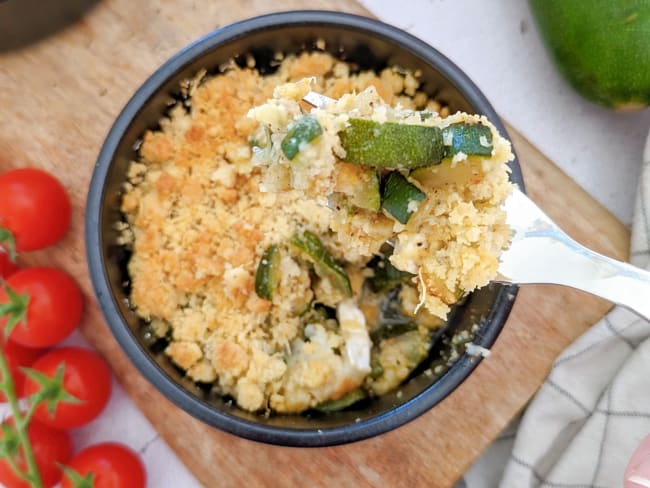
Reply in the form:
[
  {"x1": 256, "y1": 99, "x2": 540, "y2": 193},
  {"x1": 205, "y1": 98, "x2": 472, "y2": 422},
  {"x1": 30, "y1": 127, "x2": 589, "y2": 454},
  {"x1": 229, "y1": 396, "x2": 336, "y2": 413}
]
[{"x1": 4, "y1": 2, "x2": 648, "y2": 487}]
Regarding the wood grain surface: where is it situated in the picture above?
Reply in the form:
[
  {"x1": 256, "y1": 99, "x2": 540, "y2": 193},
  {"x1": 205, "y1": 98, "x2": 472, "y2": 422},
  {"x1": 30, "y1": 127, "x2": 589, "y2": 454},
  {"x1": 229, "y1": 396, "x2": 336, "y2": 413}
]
[{"x1": 0, "y1": 1, "x2": 630, "y2": 486}]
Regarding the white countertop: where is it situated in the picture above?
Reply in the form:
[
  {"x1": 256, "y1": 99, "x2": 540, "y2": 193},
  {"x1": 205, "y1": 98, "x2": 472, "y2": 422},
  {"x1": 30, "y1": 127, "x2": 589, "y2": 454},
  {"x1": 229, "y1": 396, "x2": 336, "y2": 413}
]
[{"x1": 4, "y1": 2, "x2": 648, "y2": 487}]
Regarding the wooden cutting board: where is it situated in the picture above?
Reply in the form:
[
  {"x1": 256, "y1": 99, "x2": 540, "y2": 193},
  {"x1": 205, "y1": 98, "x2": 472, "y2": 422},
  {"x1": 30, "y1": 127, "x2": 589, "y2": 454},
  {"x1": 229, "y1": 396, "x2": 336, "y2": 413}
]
[{"x1": 0, "y1": 0, "x2": 630, "y2": 486}]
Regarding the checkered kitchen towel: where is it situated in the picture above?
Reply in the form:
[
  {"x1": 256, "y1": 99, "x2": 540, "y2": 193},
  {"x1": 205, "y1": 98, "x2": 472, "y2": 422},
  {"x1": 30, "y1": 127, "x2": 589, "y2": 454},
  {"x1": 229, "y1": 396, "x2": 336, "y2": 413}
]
[{"x1": 462, "y1": 130, "x2": 650, "y2": 488}]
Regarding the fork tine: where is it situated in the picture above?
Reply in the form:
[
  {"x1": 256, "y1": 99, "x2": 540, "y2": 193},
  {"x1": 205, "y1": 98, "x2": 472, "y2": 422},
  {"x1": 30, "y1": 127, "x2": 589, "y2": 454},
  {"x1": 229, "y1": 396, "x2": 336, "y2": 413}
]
[{"x1": 303, "y1": 92, "x2": 336, "y2": 109}]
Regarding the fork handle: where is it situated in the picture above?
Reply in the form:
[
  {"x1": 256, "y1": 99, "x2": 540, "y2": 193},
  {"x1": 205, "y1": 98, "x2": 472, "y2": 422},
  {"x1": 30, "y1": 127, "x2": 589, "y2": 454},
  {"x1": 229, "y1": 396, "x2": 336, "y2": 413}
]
[
  {"x1": 562, "y1": 241, "x2": 650, "y2": 321},
  {"x1": 499, "y1": 232, "x2": 650, "y2": 321}
]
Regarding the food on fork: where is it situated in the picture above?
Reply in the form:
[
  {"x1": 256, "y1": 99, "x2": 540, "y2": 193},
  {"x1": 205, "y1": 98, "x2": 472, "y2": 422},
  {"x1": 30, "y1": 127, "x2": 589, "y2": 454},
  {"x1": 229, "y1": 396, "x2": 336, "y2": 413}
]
[{"x1": 249, "y1": 79, "x2": 514, "y2": 319}]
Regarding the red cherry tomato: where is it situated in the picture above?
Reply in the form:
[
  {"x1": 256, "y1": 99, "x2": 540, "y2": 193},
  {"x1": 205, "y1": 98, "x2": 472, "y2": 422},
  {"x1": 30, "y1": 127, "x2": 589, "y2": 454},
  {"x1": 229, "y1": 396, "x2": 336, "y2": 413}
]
[
  {"x1": 0, "y1": 267, "x2": 83, "y2": 348},
  {"x1": 61, "y1": 443, "x2": 146, "y2": 488},
  {"x1": 22, "y1": 347, "x2": 112, "y2": 429},
  {"x1": 0, "y1": 339, "x2": 43, "y2": 401},
  {"x1": 0, "y1": 418, "x2": 72, "y2": 488},
  {"x1": 0, "y1": 168, "x2": 71, "y2": 252},
  {"x1": 0, "y1": 250, "x2": 19, "y2": 278}
]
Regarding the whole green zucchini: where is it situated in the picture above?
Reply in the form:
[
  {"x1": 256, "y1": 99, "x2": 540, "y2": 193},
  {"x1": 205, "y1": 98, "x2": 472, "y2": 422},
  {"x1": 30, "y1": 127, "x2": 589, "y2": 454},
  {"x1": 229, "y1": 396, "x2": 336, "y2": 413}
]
[{"x1": 529, "y1": 0, "x2": 650, "y2": 109}]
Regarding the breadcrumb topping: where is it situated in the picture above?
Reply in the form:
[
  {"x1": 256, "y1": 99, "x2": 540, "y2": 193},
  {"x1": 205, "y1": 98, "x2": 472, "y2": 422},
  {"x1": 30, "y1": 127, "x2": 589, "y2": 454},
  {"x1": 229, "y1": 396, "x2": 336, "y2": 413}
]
[{"x1": 120, "y1": 51, "x2": 512, "y2": 413}]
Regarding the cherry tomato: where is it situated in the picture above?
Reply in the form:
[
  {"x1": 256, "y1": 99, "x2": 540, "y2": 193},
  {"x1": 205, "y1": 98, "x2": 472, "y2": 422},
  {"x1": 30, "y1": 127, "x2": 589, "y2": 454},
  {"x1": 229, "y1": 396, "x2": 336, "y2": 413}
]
[
  {"x1": 0, "y1": 417, "x2": 72, "y2": 488},
  {"x1": 0, "y1": 267, "x2": 83, "y2": 348},
  {"x1": 0, "y1": 250, "x2": 19, "y2": 278},
  {"x1": 22, "y1": 347, "x2": 112, "y2": 429},
  {"x1": 0, "y1": 339, "x2": 43, "y2": 401},
  {"x1": 61, "y1": 443, "x2": 146, "y2": 488},
  {"x1": 0, "y1": 168, "x2": 71, "y2": 252}
]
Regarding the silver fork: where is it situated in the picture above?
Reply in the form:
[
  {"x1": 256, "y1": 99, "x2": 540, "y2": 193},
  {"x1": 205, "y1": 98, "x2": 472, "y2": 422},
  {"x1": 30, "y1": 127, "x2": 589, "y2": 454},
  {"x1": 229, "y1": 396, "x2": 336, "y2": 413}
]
[
  {"x1": 303, "y1": 91, "x2": 650, "y2": 321},
  {"x1": 499, "y1": 187, "x2": 650, "y2": 321}
]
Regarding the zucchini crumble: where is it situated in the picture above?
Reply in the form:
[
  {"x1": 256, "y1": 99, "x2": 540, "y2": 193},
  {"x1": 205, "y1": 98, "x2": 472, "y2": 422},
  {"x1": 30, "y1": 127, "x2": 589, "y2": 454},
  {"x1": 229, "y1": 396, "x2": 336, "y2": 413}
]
[{"x1": 119, "y1": 51, "x2": 514, "y2": 413}]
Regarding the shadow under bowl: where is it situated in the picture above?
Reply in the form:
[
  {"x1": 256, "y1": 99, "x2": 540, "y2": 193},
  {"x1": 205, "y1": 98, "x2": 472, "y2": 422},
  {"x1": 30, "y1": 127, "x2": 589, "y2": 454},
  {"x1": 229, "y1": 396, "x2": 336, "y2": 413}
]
[{"x1": 86, "y1": 10, "x2": 522, "y2": 447}]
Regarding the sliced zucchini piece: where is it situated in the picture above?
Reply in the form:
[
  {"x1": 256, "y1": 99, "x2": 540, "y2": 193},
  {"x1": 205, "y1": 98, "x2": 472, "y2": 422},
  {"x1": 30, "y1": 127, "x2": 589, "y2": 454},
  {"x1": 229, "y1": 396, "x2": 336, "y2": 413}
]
[
  {"x1": 314, "y1": 388, "x2": 367, "y2": 412},
  {"x1": 300, "y1": 303, "x2": 332, "y2": 323},
  {"x1": 401, "y1": 330, "x2": 430, "y2": 365},
  {"x1": 339, "y1": 118, "x2": 445, "y2": 169},
  {"x1": 254, "y1": 244, "x2": 280, "y2": 300},
  {"x1": 442, "y1": 122, "x2": 493, "y2": 157},
  {"x1": 339, "y1": 118, "x2": 494, "y2": 169},
  {"x1": 291, "y1": 230, "x2": 352, "y2": 297},
  {"x1": 281, "y1": 115, "x2": 323, "y2": 160},
  {"x1": 409, "y1": 157, "x2": 483, "y2": 188},
  {"x1": 381, "y1": 172, "x2": 425, "y2": 224},
  {"x1": 369, "y1": 353, "x2": 384, "y2": 379},
  {"x1": 369, "y1": 249, "x2": 415, "y2": 292},
  {"x1": 367, "y1": 330, "x2": 431, "y2": 395},
  {"x1": 334, "y1": 162, "x2": 380, "y2": 211},
  {"x1": 249, "y1": 124, "x2": 271, "y2": 149},
  {"x1": 370, "y1": 321, "x2": 417, "y2": 344}
]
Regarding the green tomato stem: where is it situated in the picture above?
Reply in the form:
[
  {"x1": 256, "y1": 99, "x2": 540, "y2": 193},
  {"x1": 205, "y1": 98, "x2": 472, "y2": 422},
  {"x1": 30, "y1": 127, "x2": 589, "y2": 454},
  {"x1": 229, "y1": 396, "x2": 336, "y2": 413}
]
[
  {"x1": 22, "y1": 399, "x2": 39, "y2": 426},
  {"x1": 0, "y1": 347, "x2": 44, "y2": 488},
  {"x1": 0, "y1": 227, "x2": 17, "y2": 262},
  {"x1": 0, "y1": 282, "x2": 30, "y2": 340}
]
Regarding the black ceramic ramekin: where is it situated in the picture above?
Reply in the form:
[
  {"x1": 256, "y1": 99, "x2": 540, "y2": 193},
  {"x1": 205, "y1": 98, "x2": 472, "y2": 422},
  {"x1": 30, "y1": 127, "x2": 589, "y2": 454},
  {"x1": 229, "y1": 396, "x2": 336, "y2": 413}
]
[{"x1": 86, "y1": 11, "x2": 522, "y2": 447}]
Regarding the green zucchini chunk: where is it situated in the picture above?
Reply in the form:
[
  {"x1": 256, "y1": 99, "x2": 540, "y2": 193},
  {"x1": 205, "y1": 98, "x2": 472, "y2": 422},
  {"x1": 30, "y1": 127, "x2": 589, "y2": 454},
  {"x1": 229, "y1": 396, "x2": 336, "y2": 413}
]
[
  {"x1": 442, "y1": 123, "x2": 493, "y2": 157},
  {"x1": 381, "y1": 172, "x2": 425, "y2": 224},
  {"x1": 340, "y1": 118, "x2": 445, "y2": 169},
  {"x1": 291, "y1": 230, "x2": 352, "y2": 297},
  {"x1": 254, "y1": 244, "x2": 281, "y2": 300},
  {"x1": 314, "y1": 388, "x2": 367, "y2": 412},
  {"x1": 369, "y1": 250, "x2": 415, "y2": 293},
  {"x1": 335, "y1": 164, "x2": 381, "y2": 211},
  {"x1": 281, "y1": 115, "x2": 323, "y2": 160},
  {"x1": 370, "y1": 321, "x2": 418, "y2": 344}
]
